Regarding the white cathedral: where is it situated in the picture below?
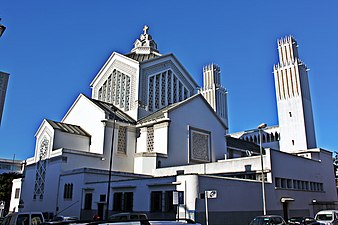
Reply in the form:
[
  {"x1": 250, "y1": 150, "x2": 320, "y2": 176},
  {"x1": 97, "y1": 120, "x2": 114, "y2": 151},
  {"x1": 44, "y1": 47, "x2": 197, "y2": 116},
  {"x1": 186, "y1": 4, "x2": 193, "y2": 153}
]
[{"x1": 10, "y1": 27, "x2": 337, "y2": 225}]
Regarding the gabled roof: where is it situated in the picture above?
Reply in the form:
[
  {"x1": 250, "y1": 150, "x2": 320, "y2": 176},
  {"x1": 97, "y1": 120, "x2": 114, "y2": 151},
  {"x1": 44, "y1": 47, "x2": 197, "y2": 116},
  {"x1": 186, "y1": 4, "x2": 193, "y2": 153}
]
[
  {"x1": 225, "y1": 136, "x2": 260, "y2": 153},
  {"x1": 124, "y1": 52, "x2": 161, "y2": 62},
  {"x1": 46, "y1": 119, "x2": 91, "y2": 137},
  {"x1": 138, "y1": 94, "x2": 228, "y2": 130},
  {"x1": 83, "y1": 95, "x2": 137, "y2": 125}
]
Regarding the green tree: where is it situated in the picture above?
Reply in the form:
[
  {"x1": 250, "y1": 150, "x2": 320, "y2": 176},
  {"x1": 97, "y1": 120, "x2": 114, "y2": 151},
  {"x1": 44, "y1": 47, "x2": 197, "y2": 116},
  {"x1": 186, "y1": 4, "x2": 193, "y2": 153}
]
[{"x1": 0, "y1": 172, "x2": 22, "y2": 214}]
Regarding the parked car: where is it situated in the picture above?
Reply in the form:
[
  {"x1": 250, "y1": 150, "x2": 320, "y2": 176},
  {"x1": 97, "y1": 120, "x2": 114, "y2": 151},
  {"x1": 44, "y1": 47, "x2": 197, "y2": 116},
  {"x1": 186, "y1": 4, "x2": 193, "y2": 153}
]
[
  {"x1": 1, "y1": 212, "x2": 44, "y2": 225},
  {"x1": 315, "y1": 210, "x2": 338, "y2": 225},
  {"x1": 109, "y1": 213, "x2": 148, "y2": 221},
  {"x1": 250, "y1": 215, "x2": 286, "y2": 225},
  {"x1": 149, "y1": 219, "x2": 201, "y2": 225},
  {"x1": 288, "y1": 217, "x2": 320, "y2": 225},
  {"x1": 52, "y1": 216, "x2": 78, "y2": 222}
]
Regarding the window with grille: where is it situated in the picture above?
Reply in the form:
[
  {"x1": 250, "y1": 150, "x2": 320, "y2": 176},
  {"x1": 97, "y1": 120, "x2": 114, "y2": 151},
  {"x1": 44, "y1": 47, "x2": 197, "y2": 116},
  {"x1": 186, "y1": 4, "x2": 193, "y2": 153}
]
[
  {"x1": 147, "y1": 126, "x2": 154, "y2": 152},
  {"x1": 63, "y1": 183, "x2": 73, "y2": 200},
  {"x1": 117, "y1": 126, "x2": 127, "y2": 154}
]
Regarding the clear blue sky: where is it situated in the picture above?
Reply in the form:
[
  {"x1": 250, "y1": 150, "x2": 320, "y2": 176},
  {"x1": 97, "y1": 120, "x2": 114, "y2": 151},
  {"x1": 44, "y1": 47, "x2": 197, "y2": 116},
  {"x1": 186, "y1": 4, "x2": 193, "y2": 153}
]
[{"x1": 0, "y1": 1, "x2": 337, "y2": 160}]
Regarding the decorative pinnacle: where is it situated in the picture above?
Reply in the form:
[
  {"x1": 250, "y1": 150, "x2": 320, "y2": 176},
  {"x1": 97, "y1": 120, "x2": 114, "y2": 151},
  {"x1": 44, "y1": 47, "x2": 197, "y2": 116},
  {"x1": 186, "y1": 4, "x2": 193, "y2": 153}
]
[{"x1": 143, "y1": 25, "x2": 149, "y2": 35}]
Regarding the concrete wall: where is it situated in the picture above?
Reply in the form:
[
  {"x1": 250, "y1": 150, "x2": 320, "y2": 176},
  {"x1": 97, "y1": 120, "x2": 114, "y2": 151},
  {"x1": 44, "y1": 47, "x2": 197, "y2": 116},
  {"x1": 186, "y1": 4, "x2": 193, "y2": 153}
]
[
  {"x1": 62, "y1": 95, "x2": 106, "y2": 154},
  {"x1": 162, "y1": 96, "x2": 227, "y2": 167},
  {"x1": 9, "y1": 178, "x2": 22, "y2": 212},
  {"x1": 53, "y1": 130, "x2": 90, "y2": 152}
]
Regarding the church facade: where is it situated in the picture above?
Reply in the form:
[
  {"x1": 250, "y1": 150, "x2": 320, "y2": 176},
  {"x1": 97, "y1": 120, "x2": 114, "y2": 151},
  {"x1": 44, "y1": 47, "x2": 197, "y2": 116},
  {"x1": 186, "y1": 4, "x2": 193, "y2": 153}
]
[{"x1": 10, "y1": 27, "x2": 337, "y2": 225}]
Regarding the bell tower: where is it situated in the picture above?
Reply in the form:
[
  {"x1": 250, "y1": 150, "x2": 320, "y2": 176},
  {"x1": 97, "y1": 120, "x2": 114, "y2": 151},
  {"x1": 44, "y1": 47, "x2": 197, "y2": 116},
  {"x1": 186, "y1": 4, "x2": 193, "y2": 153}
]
[
  {"x1": 200, "y1": 64, "x2": 229, "y2": 132},
  {"x1": 273, "y1": 36, "x2": 316, "y2": 152}
]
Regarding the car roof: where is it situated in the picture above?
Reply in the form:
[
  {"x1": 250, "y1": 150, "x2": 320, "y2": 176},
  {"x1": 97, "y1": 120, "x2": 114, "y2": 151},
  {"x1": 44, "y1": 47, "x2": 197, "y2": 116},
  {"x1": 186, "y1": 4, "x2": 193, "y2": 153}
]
[
  {"x1": 317, "y1": 210, "x2": 338, "y2": 214},
  {"x1": 256, "y1": 215, "x2": 283, "y2": 218}
]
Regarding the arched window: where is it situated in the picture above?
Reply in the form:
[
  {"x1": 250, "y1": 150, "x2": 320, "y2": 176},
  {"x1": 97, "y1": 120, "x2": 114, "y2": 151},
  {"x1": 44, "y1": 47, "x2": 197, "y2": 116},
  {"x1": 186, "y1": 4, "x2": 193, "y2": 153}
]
[
  {"x1": 262, "y1": 134, "x2": 266, "y2": 143},
  {"x1": 249, "y1": 136, "x2": 253, "y2": 142},
  {"x1": 254, "y1": 136, "x2": 258, "y2": 144},
  {"x1": 270, "y1": 133, "x2": 274, "y2": 142}
]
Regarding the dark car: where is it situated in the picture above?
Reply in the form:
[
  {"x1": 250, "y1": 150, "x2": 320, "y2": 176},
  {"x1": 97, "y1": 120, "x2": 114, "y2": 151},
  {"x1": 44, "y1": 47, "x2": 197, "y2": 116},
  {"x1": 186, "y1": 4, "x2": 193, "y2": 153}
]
[
  {"x1": 250, "y1": 215, "x2": 286, "y2": 225},
  {"x1": 288, "y1": 217, "x2": 320, "y2": 225}
]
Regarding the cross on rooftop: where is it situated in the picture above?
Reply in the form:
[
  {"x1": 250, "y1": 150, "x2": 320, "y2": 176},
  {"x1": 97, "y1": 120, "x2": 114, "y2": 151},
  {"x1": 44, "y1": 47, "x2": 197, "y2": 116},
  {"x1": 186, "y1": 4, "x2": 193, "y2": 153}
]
[{"x1": 143, "y1": 25, "x2": 149, "y2": 34}]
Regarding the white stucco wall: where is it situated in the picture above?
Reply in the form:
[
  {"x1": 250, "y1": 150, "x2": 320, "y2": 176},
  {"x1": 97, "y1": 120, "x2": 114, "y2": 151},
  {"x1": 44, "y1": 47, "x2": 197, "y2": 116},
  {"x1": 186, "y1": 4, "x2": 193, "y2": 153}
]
[
  {"x1": 9, "y1": 178, "x2": 22, "y2": 212},
  {"x1": 62, "y1": 95, "x2": 106, "y2": 154},
  {"x1": 162, "y1": 96, "x2": 227, "y2": 167},
  {"x1": 53, "y1": 130, "x2": 90, "y2": 152}
]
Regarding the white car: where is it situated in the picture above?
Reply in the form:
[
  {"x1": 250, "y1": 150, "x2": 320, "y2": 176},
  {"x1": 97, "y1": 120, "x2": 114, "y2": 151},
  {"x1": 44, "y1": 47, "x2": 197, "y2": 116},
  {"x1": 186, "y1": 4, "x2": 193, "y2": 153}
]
[
  {"x1": 315, "y1": 210, "x2": 338, "y2": 225},
  {"x1": 1, "y1": 212, "x2": 44, "y2": 225}
]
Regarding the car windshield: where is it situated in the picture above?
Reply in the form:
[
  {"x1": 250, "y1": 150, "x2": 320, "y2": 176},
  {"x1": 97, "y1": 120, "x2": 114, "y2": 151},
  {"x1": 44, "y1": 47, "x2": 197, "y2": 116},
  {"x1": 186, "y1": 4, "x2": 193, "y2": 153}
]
[
  {"x1": 251, "y1": 217, "x2": 271, "y2": 225},
  {"x1": 289, "y1": 217, "x2": 303, "y2": 223},
  {"x1": 316, "y1": 214, "x2": 333, "y2": 221}
]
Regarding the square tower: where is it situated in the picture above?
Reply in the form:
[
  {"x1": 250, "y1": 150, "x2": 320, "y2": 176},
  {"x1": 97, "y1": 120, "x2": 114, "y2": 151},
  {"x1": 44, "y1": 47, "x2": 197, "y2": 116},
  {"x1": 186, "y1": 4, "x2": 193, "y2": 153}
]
[{"x1": 273, "y1": 36, "x2": 316, "y2": 152}]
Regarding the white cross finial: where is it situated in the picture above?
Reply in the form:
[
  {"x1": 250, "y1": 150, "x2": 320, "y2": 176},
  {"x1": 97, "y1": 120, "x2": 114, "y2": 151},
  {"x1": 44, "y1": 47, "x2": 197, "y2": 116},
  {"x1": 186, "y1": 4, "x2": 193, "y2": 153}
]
[{"x1": 143, "y1": 25, "x2": 149, "y2": 34}]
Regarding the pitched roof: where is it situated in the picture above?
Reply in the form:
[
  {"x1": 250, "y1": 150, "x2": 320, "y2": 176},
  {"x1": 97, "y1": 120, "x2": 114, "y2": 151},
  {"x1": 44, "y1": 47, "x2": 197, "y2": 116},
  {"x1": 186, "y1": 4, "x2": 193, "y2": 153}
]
[
  {"x1": 124, "y1": 52, "x2": 160, "y2": 62},
  {"x1": 137, "y1": 94, "x2": 201, "y2": 124},
  {"x1": 46, "y1": 119, "x2": 91, "y2": 137},
  {"x1": 84, "y1": 96, "x2": 137, "y2": 125},
  {"x1": 137, "y1": 94, "x2": 228, "y2": 131},
  {"x1": 226, "y1": 136, "x2": 260, "y2": 153}
]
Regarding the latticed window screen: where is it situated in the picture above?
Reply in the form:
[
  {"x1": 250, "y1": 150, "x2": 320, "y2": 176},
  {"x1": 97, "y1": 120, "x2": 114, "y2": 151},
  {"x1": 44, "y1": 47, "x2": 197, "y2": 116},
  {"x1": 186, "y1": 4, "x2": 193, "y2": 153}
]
[
  {"x1": 147, "y1": 126, "x2": 154, "y2": 152},
  {"x1": 149, "y1": 76, "x2": 154, "y2": 111},
  {"x1": 98, "y1": 69, "x2": 131, "y2": 111},
  {"x1": 33, "y1": 160, "x2": 47, "y2": 200},
  {"x1": 117, "y1": 126, "x2": 127, "y2": 154},
  {"x1": 161, "y1": 72, "x2": 166, "y2": 106},
  {"x1": 148, "y1": 69, "x2": 189, "y2": 111},
  {"x1": 167, "y1": 71, "x2": 172, "y2": 104},
  {"x1": 155, "y1": 75, "x2": 160, "y2": 109},
  {"x1": 173, "y1": 76, "x2": 177, "y2": 103}
]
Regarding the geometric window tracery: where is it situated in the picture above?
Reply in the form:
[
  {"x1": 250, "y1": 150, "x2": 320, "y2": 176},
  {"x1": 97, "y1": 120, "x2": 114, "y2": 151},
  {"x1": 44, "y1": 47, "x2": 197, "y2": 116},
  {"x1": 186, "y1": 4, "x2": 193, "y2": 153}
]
[
  {"x1": 98, "y1": 69, "x2": 131, "y2": 111},
  {"x1": 34, "y1": 137, "x2": 48, "y2": 200},
  {"x1": 117, "y1": 126, "x2": 127, "y2": 154},
  {"x1": 147, "y1": 126, "x2": 154, "y2": 152},
  {"x1": 148, "y1": 69, "x2": 189, "y2": 112},
  {"x1": 189, "y1": 127, "x2": 211, "y2": 163}
]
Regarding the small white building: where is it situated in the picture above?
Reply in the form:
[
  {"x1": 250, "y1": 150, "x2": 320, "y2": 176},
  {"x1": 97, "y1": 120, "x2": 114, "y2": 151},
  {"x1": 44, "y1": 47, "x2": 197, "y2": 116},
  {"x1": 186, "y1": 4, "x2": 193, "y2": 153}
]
[{"x1": 10, "y1": 27, "x2": 337, "y2": 225}]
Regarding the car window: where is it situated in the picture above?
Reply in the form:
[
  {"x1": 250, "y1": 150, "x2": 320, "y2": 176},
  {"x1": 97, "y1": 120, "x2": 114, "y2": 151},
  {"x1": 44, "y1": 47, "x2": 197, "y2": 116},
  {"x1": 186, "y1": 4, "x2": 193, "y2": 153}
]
[
  {"x1": 251, "y1": 217, "x2": 271, "y2": 225},
  {"x1": 31, "y1": 214, "x2": 43, "y2": 225},
  {"x1": 130, "y1": 215, "x2": 138, "y2": 220},
  {"x1": 17, "y1": 215, "x2": 29, "y2": 225},
  {"x1": 274, "y1": 217, "x2": 283, "y2": 224},
  {"x1": 316, "y1": 214, "x2": 333, "y2": 221}
]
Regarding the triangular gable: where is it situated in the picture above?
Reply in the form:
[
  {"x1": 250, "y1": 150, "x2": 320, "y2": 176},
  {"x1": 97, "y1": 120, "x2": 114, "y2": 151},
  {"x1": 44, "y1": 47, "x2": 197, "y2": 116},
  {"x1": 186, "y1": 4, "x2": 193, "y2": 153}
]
[
  {"x1": 90, "y1": 52, "x2": 140, "y2": 88},
  {"x1": 62, "y1": 93, "x2": 136, "y2": 125},
  {"x1": 141, "y1": 53, "x2": 199, "y2": 88},
  {"x1": 138, "y1": 94, "x2": 228, "y2": 130}
]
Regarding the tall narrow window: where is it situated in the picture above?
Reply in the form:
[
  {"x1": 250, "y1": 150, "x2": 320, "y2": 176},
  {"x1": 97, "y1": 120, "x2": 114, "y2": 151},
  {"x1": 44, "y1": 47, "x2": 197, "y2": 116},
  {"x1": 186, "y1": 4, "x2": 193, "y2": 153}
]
[
  {"x1": 113, "y1": 192, "x2": 123, "y2": 211},
  {"x1": 151, "y1": 191, "x2": 162, "y2": 212},
  {"x1": 147, "y1": 126, "x2": 154, "y2": 152},
  {"x1": 63, "y1": 183, "x2": 73, "y2": 200},
  {"x1": 124, "y1": 192, "x2": 133, "y2": 212},
  {"x1": 117, "y1": 126, "x2": 127, "y2": 154},
  {"x1": 15, "y1": 188, "x2": 20, "y2": 199},
  {"x1": 84, "y1": 193, "x2": 93, "y2": 210},
  {"x1": 289, "y1": 112, "x2": 292, "y2": 117}
]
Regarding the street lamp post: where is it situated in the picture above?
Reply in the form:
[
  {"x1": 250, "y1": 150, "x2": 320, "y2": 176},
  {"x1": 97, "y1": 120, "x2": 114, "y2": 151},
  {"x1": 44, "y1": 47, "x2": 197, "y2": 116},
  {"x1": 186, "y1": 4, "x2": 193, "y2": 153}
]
[
  {"x1": 257, "y1": 123, "x2": 267, "y2": 215},
  {"x1": 105, "y1": 110, "x2": 117, "y2": 220},
  {"x1": 0, "y1": 18, "x2": 6, "y2": 38}
]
